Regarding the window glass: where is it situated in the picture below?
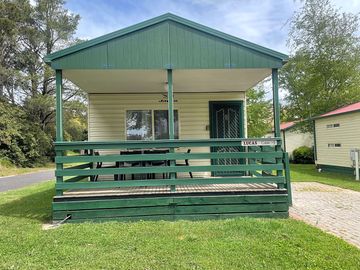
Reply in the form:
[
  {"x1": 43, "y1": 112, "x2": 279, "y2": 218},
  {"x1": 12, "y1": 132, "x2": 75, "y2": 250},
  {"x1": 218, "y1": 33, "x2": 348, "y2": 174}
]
[
  {"x1": 126, "y1": 110, "x2": 152, "y2": 140},
  {"x1": 326, "y1": 123, "x2": 340, "y2": 128},
  {"x1": 328, "y1": 143, "x2": 341, "y2": 148},
  {"x1": 154, "y1": 110, "x2": 179, "y2": 139}
]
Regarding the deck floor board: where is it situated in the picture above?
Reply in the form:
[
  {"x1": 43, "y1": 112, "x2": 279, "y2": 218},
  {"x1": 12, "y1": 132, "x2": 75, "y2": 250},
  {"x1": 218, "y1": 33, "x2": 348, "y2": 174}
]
[{"x1": 62, "y1": 183, "x2": 281, "y2": 197}]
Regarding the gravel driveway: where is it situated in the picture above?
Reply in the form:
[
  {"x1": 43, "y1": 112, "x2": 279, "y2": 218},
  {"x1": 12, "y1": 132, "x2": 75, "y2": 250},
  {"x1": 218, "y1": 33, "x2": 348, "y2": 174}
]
[{"x1": 290, "y1": 182, "x2": 360, "y2": 249}]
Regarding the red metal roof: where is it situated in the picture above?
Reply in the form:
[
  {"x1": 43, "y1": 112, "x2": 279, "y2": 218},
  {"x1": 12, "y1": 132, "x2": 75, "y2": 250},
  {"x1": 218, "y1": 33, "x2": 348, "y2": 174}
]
[
  {"x1": 280, "y1": 121, "x2": 296, "y2": 130},
  {"x1": 318, "y1": 101, "x2": 360, "y2": 118}
]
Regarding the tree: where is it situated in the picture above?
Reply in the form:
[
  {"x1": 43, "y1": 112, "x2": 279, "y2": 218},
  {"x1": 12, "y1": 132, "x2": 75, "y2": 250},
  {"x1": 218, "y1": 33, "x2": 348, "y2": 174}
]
[
  {"x1": 246, "y1": 86, "x2": 272, "y2": 137},
  {"x1": 0, "y1": 99, "x2": 52, "y2": 166},
  {"x1": 281, "y1": 0, "x2": 360, "y2": 123},
  {"x1": 0, "y1": 0, "x2": 85, "y2": 166}
]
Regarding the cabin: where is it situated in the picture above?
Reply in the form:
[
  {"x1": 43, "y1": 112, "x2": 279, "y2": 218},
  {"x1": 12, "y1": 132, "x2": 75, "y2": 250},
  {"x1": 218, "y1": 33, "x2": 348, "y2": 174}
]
[
  {"x1": 314, "y1": 101, "x2": 360, "y2": 175},
  {"x1": 44, "y1": 13, "x2": 291, "y2": 223},
  {"x1": 278, "y1": 121, "x2": 313, "y2": 160}
]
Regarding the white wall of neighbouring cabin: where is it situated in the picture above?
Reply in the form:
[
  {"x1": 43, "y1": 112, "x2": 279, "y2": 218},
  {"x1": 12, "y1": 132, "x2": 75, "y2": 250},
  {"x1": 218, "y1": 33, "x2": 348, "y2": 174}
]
[{"x1": 315, "y1": 111, "x2": 360, "y2": 168}]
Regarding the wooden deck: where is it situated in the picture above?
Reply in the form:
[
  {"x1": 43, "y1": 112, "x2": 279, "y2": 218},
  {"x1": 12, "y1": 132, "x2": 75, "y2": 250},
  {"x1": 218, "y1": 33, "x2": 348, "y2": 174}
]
[
  {"x1": 61, "y1": 183, "x2": 282, "y2": 198},
  {"x1": 52, "y1": 139, "x2": 291, "y2": 223},
  {"x1": 53, "y1": 182, "x2": 289, "y2": 223}
]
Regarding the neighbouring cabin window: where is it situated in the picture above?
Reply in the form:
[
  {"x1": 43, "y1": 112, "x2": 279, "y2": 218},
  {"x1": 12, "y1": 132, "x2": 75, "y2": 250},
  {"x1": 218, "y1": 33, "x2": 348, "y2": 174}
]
[
  {"x1": 328, "y1": 143, "x2": 341, "y2": 148},
  {"x1": 326, "y1": 123, "x2": 340, "y2": 128},
  {"x1": 126, "y1": 110, "x2": 179, "y2": 140},
  {"x1": 126, "y1": 110, "x2": 153, "y2": 140},
  {"x1": 154, "y1": 110, "x2": 179, "y2": 139}
]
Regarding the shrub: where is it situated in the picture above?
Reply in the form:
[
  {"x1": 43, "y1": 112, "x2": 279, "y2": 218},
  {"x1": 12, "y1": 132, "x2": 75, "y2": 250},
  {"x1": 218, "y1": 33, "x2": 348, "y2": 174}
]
[
  {"x1": 0, "y1": 100, "x2": 52, "y2": 167},
  {"x1": 292, "y1": 146, "x2": 314, "y2": 164}
]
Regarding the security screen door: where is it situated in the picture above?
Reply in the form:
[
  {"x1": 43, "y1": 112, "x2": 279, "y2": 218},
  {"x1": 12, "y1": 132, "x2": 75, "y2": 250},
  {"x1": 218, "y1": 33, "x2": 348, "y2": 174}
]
[{"x1": 209, "y1": 101, "x2": 244, "y2": 176}]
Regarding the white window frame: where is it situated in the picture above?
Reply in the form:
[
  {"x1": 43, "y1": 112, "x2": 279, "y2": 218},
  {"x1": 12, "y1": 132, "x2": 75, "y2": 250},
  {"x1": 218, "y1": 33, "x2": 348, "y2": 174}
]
[{"x1": 125, "y1": 109, "x2": 180, "y2": 140}]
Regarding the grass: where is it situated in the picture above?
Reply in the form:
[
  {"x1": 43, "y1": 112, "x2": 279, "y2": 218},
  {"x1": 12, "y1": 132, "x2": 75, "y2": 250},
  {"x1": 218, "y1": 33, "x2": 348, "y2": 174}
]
[
  {"x1": 0, "y1": 182, "x2": 359, "y2": 269},
  {"x1": 291, "y1": 164, "x2": 360, "y2": 192},
  {"x1": 0, "y1": 162, "x2": 54, "y2": 177}
]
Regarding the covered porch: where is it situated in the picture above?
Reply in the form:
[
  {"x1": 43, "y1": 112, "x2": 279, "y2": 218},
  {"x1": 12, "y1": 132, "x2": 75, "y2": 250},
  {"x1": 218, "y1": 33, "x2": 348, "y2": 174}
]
[{"x1": 46, "y1": 13, "x2": 290, "y2": 222}]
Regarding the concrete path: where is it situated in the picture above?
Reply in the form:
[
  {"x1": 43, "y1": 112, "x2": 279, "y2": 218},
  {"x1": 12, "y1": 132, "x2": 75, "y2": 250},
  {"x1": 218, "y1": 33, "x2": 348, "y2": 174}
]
[
  {"x1": 0, "y1": 170, "x2": 54, "y2": 192},
  {"x1": 290, "y1": 182, "x2": 360, "y2": 249}
]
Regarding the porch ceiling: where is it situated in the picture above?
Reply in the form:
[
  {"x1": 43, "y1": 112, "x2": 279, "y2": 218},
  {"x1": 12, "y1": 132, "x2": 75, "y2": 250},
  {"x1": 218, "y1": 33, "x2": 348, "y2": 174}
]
[{"x1": 63, "y1": 68, "x2": 271, "y2": 93}]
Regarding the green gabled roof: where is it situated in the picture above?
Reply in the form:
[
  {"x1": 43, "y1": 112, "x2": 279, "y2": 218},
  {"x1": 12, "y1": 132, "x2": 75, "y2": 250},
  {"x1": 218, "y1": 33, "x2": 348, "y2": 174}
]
[{"x1": 44, "y1": 13, "x2": 288, "y2": 69}]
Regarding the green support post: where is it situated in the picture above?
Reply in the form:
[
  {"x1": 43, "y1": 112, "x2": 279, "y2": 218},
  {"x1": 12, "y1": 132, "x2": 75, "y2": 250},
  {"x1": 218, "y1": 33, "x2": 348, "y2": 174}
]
[
  {"x1": 55, "y1": 70, "x2": 64, "y2": 196},
  {"x1": 272, "y1": 68, "x2": 281, "y2": 138},
  {"x1": 167, "y1": 69, "x2": 176, "y2": 192},
  {"x1": 272, "y1": 68, "x2": 284, "y2": 188},
  {"x1": 283, "y1": 152, "x2": 292, "y2": 206}
]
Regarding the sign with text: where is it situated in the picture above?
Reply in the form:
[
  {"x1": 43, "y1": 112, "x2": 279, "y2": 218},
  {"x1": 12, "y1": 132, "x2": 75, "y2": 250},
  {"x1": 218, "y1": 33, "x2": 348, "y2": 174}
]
[{"x1": 241, "y1": 139, "x2": 277, "y2": 146}]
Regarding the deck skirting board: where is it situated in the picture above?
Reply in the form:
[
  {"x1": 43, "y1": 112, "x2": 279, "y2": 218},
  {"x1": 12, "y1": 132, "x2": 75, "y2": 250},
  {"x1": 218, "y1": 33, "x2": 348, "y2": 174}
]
[{"x1": 53, "y1": 192, "x2": 289, "y2": 222}]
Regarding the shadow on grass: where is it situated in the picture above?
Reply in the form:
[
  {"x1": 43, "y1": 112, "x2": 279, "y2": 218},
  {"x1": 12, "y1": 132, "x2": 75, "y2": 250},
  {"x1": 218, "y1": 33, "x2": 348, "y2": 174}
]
[{"x1": 0, "y1": 187, "x2": 54, "y2": 223}]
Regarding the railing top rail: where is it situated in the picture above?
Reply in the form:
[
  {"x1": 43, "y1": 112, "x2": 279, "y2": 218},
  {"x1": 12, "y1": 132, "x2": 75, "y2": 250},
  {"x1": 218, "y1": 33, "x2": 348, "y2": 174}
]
[{"x1": 54, "y1": 138, "x2": 282, "y2": 150}]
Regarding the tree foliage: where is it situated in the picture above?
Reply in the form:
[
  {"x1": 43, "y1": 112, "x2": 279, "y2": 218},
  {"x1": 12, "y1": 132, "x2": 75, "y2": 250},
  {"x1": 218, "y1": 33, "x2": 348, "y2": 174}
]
[
  {"x1": 281, "y1": 0, "x2": 360, "y2": 123},
  {"x1": 0, "y1": 0, "x2": 86, "y2": 166},
  {"x1": 246, "y1": 86, "x2": 272, "y2": 137}
]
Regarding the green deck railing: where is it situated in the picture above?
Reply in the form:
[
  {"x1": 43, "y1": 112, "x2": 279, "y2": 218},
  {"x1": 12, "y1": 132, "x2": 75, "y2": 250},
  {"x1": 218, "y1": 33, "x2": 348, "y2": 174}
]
[{"x1": 54, "y1": 138, "x2": 291, "y2": 203}]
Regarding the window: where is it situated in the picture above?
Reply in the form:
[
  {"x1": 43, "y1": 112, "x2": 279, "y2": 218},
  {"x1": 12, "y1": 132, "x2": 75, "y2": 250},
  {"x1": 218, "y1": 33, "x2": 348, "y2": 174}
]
[
  {"x1": 154, "y1": 110, "x2": 179, "y2": 139},
  {"x1": 326, "y1": 123, "x2": 340, "y2": 128},
  {"x1": 126, "y1": 110, "x2": 179, "y2": 140},
  {"x1": 126, "y1": 110, "x2": 152, "y2": 140},
  {"x1": 328, "y1": 143, "x2": 341, "y2": 148}
]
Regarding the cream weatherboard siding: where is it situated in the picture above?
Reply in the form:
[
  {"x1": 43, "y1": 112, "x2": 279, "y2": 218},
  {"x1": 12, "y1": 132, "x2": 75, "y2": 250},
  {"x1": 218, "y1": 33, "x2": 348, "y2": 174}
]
[
  {"x1": 315, "y1": 111, "x2": 360, "y2": 168},
  {"x1": 282, "y1": 130, "x2": 313, "y2": 159},
  {"x1": 88, "y1": 92, "x2": 247, "y2": 177}
]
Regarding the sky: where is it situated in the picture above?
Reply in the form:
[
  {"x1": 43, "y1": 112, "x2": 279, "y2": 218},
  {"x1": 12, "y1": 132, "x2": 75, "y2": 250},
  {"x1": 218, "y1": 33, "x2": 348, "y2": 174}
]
[{"x1": 64, "y1": 0, "x2": 360, "y2": 54}]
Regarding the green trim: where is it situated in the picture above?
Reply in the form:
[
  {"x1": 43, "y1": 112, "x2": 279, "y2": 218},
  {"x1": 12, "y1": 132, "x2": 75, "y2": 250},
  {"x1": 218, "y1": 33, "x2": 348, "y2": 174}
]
[
  {"x1": 55, "y1": 164, "x2": 284, "y2": 177},
  {"x1": 56, "y1": 151, "x2": 283, "y2": 164},
  {"x1": 318, "y1": 164, "x2": 355, "y2": 175},
  {"x1": 52, "y1": 195, "x2": 288, "y2": 211},
  {"x1": 44, "y1": 13, "x2": 288, "y2": 64},
  {"x1": 283, "y1": 152, "x2": 292, "y2": 206},
  {"x1": 54, "y1": 138, "x2": 281, "y2": 150}
]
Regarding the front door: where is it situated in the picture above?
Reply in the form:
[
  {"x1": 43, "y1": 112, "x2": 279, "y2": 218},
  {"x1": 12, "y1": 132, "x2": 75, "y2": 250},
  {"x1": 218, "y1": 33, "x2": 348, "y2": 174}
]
[{"x1": 209, "y1": 101, "x2": 244, "y2": 176}]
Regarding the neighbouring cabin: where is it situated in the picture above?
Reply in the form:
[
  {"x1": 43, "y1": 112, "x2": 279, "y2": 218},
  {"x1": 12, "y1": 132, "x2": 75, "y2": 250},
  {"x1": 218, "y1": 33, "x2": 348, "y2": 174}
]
[
  {"x1": 266, "y1": 122, "x2": 313, "y2": 160},
  {"x1": 314, "y1": 101, "x2": 360, "y2": 175},
  {"x1": 45, "y1": 13, "x2": 291, "y2": 223}
]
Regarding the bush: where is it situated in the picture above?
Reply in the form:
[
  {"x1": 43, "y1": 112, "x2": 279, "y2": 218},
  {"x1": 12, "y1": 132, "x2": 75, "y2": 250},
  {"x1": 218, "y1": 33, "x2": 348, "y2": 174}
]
[
  {"x1": 0, "y1": 100, "x2": 53, "y2": 167},
  {"x1": 292, "y1": 146, "x2": 314, "y2": 164}
]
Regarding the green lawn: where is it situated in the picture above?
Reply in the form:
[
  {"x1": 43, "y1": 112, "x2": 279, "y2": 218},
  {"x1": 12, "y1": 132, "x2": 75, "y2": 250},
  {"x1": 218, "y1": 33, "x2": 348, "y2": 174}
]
[
  {"x1": 0, "y1": 181, "x2": 359, "y2": 269},
  {"x1": 291, "y1": 164, "x2": 360, "y2": 192},
  {"x1": 0, "y1": 163, "x2": 54, "y2": 177}
]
